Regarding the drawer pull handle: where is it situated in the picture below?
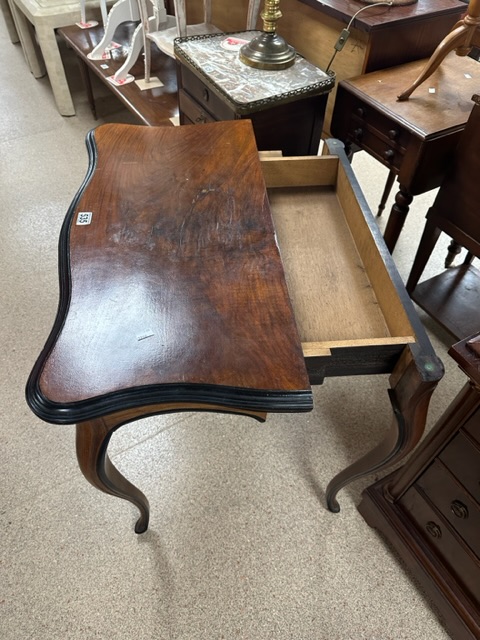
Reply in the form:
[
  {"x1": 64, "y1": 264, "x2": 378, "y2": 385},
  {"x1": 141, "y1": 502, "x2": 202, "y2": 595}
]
[
  {"x1": 353, "y1": 128, "x2": 363, "y2": 141},
  {"x1": 202, "y1": 88, "x2": 209, "y2": 102},
  {"x1": 383, "y1": 150, "x2": 394, "y2": 162},
  {"x1": 195, "y1": 114, "x2": 207, "y2": 124},
  {"x1": 388, "y1": 129, "x2": 399, "y2": 140},
  {"x1": 426, "y1": 521, "x2": 442, "y2": 539},
  {"x1": 451, "y1": 500, "x2": 469, "y2": 519},
  {"x1": 356, "y1": 107, "x2": 365, "y2": 118}
]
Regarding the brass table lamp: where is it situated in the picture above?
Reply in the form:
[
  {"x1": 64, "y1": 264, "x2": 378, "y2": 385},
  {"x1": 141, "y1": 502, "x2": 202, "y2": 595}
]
[{"x1": 239, "y1": 0, "x2": 296, "y2": 70}]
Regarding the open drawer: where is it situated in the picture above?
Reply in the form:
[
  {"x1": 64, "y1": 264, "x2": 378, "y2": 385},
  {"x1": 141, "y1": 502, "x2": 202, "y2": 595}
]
[
  {"x1": 261, "y1": 140, "x2": 444, "y2": 511},
  {"x1": 261, "y1": 141, "x2": 432, "y2": 384}
]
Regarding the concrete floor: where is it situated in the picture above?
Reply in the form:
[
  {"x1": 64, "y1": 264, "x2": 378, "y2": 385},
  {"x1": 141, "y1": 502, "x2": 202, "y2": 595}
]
[{"x1": 1, "y1": 14, "x2": 474, "y2": 640}]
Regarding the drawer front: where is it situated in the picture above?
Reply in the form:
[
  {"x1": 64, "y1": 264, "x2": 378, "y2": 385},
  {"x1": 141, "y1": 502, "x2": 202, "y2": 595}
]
[
  {"x1": 439, "y1": 433, "x2": 480, "y2": 504},
  {"x1": 332, "y1": 90, "x2": 410, "y2": 172},
  {"x1": 400, "y1": 486, "x2": 480, "y2": 603},
  {"x1": 463, "y1": 407, "x2": 480, "y2": 447},
  {"x1": 178, "y1": 89, "x2": 217, "y2": 125},
  {"x1": 179, "y1": 66, "x2": 236, "y2": 121},
  {"x1": 416, "y1": 460, "x2": 480, "y2": 557}
]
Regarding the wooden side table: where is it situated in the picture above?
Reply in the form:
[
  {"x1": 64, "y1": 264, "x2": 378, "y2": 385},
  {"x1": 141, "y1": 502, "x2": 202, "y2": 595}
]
[
  {"x1": 297, "y1": 0, "x2": 468, "y2": 74},
  {"x1": 59, "y1": 23, "x2": 179, "y2": 125},
  {"x1": 359, "y1": 333, "x2": 480, "y2": 640},
  {"x1": 174, "y1": 31, "x2": 334, "y2": 156},
  {"x1": 331, "y1": 52, "x2": 480, "y2": 252},
  {"x1": 26, "y1": 121, "x2": 443, "y2": 533}
]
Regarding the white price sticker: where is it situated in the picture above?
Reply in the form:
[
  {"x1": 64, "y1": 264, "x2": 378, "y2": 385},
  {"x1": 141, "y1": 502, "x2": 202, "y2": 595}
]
[{"x1": 76, "y1": 211, "x2": 93, "y2": 225}]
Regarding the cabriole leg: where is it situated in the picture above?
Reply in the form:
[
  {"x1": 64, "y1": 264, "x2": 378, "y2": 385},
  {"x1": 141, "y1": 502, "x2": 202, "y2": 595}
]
[
  {"x1": 326, "y1": 348, "x2": 442, "y2": 512},
  {"x1": 76, "y1": 417, "x2": 150, "y2": 533}
]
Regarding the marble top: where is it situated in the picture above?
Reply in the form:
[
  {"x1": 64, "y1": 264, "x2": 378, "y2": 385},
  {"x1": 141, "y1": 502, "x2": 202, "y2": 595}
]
[{"x1": 174, "y1": 31, "x2": 334, "y2": 113}]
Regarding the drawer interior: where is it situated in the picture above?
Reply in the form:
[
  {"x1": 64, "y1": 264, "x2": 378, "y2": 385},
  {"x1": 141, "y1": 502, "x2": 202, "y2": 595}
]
[{"x1": 261, "y1": 155, "x2": 416, "y2": 358}]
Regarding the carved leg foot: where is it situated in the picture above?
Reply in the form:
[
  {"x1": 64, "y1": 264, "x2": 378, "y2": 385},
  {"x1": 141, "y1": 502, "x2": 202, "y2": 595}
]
[
  {"x1": 76, "y1": 418, "x2": 150, "y2": 533},
  {"x1": 326, "y1": 348, "x2": 442, "y2": 512}
]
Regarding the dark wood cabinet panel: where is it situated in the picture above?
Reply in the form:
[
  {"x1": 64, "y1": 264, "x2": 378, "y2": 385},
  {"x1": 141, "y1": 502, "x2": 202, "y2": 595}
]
[{"x1": 359, "y1": 333, "x2": 480, "y2": 640}]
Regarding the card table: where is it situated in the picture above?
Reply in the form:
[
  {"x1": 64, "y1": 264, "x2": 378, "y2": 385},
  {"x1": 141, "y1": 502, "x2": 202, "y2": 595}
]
[{"x1": 26, "y1": 120, "x2": 444, "y2": 533}]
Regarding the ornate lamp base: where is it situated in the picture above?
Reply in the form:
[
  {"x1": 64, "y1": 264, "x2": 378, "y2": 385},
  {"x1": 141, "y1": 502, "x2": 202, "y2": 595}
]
[
  {"x1": 239, "y1": 0, "x2": 296, "y2": 70},
  {"x1": 239, "y1": 32, "x2": 296, "y2": 70}
]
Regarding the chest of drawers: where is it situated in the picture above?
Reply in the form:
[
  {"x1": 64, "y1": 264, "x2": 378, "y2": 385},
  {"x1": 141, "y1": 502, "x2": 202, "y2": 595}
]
[{"x1": 359, "y1": 334, "x2": 480, "y2": 640}]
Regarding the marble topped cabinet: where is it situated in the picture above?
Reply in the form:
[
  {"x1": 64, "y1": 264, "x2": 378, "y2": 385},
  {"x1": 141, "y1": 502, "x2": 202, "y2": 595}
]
[{"x1": 174, "y1": 31, "x2": 334, "y2": 156}]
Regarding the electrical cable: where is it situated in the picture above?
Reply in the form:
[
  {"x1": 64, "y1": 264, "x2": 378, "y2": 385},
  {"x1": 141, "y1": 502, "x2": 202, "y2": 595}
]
[{"x1": 325, "y1": 1, "x2": 394, "y2": 72}]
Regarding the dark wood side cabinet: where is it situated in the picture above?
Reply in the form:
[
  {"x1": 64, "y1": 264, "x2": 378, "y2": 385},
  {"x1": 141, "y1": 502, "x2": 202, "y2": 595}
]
[
  {"x1": 174, "y1": 32, "x2": 334, "y2": 156},
  {"x1": 359, "y1": 333, "x2": 480, "y2": 640}
]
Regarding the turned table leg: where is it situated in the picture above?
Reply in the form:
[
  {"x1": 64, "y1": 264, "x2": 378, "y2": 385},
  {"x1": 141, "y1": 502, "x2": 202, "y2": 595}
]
[
  {"x1": 445, "y1": 239, "x2": 463, "y2": 268},
  {"x1": 76, "y1": 417, "x2": 150, "y2": 534},
  {"x1": 376, "y1": 169, "x2": 396, "y2": 217},
  {"x1": 383, "y1": 185, "x2": 413, "y2": 253},
  {"x1": 326, "y1": 347, "x2": 442, "y2": 512}
]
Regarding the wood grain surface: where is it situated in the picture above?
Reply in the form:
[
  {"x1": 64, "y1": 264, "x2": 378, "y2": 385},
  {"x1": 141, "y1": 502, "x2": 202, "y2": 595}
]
[{"x1": 27, "y1": 120, "x2": 312, "y2": 422}]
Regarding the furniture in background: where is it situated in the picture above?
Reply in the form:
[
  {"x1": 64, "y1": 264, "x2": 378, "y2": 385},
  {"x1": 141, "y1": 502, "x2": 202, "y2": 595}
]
[
  {"x1": 1, "y1": 0, "x2": 19, "y2": 42},
  {"x1": 330, "y1": 52, "x2": 480, "y2": 253},
  {"x1": 6, "y1": 0, "x2": 466, "y2": 118},
  {"x1": 141, "y1": 0, "x2": 260, "y2": 59},
  {"x1": 406, "y1": 94, "x2": 480, "y2": 341},
  {"x1": 137, "y1": 0, "x2": 260, "y2": 86},
  {"x1": 359, "y1": 332, "x2": 480, "y2": 640},
  {"x1": 8, "y1": 0, "x2": 111, "y2": 115},
  {"x1": 84, "y1": 0, "x2": 172, "y2": 86},
  {"x1": 282, "y1": 0, "x2": 467, "y2": 131},
  {"x1": 26, "y1": 120, "x2": 443, "y2": 533},
  {"x1": 174, "y1": 31, "x2": 334, "y2": 156},
  {"x1": 398, "y1": 0, "x2": 480, "y2": 100},
  {"x1": 59, "y1": 22, "x2": 178, "y2": 124}
]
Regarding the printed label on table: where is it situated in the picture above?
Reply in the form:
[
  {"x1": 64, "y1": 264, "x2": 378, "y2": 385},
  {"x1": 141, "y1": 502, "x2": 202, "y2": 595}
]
[{"x1": 76, "y1": 212, "x2": 93, "y2": 225}]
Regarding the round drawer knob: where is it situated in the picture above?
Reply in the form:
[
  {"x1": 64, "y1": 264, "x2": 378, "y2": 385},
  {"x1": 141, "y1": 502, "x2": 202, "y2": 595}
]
[
  {"x1": 426, "y1": 521, "x2": 442, "y2": 539},
  {"x1": 202, "y1": 88, "x2": 210, "y2": 102},
  {"x1": 383, "y1": 149, "x2": 395, "y2": 162},
  {"x1": 451, "y1": 500, "x2": 469, "y2": 519},
  {"x1": 356, "y1": 107, "x2": 365, "y2": 118},
  {"x1": 388, "y1": 129, "x2": 399, "y2": 140},
  {"x1": 353, "y1": 128, "x2": 363, "y2": 141}
]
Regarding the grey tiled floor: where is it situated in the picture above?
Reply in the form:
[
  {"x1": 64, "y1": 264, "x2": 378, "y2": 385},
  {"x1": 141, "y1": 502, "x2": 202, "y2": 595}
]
[{"x1": 1, "y1": 16, "x2": 472, "y2": 640}]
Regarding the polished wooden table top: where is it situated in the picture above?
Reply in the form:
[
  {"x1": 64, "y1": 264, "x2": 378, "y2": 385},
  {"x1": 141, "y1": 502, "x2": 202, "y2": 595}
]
[{"x1": 27, "y1": 120, "x2": 313, "y2": 423}]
